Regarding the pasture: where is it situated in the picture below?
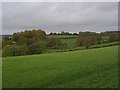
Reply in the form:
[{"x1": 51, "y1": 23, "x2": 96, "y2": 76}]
[
  {"x1": 47, "y1": 35, "x2": 78, "y2": 38},
  {"x1": 3, "y1": 46, "x2": 118, "y2": 88},
  {"x1": 62, "y1": 38, "x2": 77, "y2": 48}
]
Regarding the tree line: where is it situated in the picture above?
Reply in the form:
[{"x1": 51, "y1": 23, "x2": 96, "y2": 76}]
[
  {"x1": 49, "y1": 31, "x2": 78, "y2": 35},
  {"x1": 2, "y1": 30, "x2": 120, "y2": 57},
  {"x1": 76, "y1": 31, "x2": 119, "y2": 49},
  {"x1": 2, "y1": 30, "x2": 67, "y2": 57}
]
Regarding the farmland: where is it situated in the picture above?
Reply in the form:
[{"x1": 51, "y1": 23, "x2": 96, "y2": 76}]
[
  {"x1": 2, "y1": 31, "x2": 119, "y2": 88},
  {"x1": 48, "y1": 35, "x2": 78, "y2": 38},
  {"x1": 46, "y1": 35, "x2": 118, "y2": 53},
  {"x1": 3, "y1": 46, "x2": 118, "y2": 88},
  {"x1": 1, "y1": 2, "x2": 119, "y2": 89},
  {"x1": 45, "y1": 34, "x2": 119, "y2": 53}
]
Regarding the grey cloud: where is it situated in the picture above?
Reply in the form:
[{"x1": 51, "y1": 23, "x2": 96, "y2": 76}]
[{"x1": 2, "y1": 2, "x2": 118, "y2": 34}]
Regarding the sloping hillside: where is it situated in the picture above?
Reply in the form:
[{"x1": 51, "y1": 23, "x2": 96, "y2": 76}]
[{"x1": 3, "y1": 46, "x2": 118, "y2": 88}]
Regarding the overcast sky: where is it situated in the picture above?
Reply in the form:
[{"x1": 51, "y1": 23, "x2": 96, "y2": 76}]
[{"x1": 2, "y1": 2, "x2": 118, "y2": 34}]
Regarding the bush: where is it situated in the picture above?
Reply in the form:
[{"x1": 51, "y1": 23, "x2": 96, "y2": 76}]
[
  {"x1": 77, "y1": 36, "x2": 102, "y2": 49},
  {"x1": 2, "y1": 40, "x2": 13, "y2": 47},
  {"x1": 19, "y1": 44, "x2": 28, "y2": 55},
  {"x1": 13, "y1": 44, "x2": 28, "y2": 56},
  {"x1": 109, "y1": 34, "x2": 118, "y2": 42},
  {"x1": 2, "y1": 44, "x2": 28, "y2": 57},
  {"x1": 46, "y1": 37, "x2": 67, "y2": 49},
  {"x1": 2, "y1": 45, "x2": 14, "y2": 57},
  {"x1": 28, "y1": 42, "x2": 46, "y2": 55}
]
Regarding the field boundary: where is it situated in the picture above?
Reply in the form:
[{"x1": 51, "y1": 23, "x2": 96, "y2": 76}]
[{"x1": 47, "y1": 44, "x2": 120, "y2": 53}]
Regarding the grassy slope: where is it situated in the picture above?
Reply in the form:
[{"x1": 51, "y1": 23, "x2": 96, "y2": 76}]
[
  {"x1": 47, "y1": 35, "x2": 78, "y2": 38},
  {"x1": 62, "y1": 39, "x2": 77, "y2": 48},
  {"x1": 3, "y1": 46, "x2": 118, "y2": 88},
  {"x1": 47, "y1": 35, "x2": 108, "y2": 39}
]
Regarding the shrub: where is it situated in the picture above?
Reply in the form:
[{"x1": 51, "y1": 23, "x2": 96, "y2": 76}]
[
  {"x1": 2, "y1": 44, "x2": 28, "y2": 57},
  {"x1": 77, "y1": 36, "x2": 102, "y2": 49},
  {"x1": 2, "y1": 45, "x2": 14, "y2": 57},
  {"x1": 28, "y1": 42, "x2": 46, "y2": 55},
  {"x1": 13, "y1": 44, "x2": 28, "y2": 56},
  {"x1": 2, "y1": 40, "x2": 13, "y2": 47},
  {"x1": 46, "y1": 37, "x2": 67, "y2": 49},
  {"x1": 109, "y1": 34, "x2": 118, "y2": 42}
]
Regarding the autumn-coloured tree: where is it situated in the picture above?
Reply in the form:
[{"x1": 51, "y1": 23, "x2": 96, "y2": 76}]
[
  {"x1": 35, "y1": 30, "x2": 46, "y2": 40},
  {"x1": 12, "y1": 29, "x2": 46, "y2": 43},
  {"x1": 26, "y1": 38, "x2": 36, "y2": 46},
  {"x1": 17, "y1": 36, "x2": 27, "y2": 45},
  {"x1": 77, "y1": 36, "x2": 102, "y2": 49}
]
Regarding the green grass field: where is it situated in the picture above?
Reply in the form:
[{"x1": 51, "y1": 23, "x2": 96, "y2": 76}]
[
  {"x1": 47, "y1": 35, "x2": 78, "y2": 38},
  {"x1": 48, "y1": 35, "x2": 109, "y2": 40},
  {"x1": 62, "y1": 38, "x2": 77, "y2": 48},
  {"x1": 3, "y1": 46, "x2": 118, "y2": 88},
  {"x1": 102, "y1": 36, "x2": 109, "y2": 40}
]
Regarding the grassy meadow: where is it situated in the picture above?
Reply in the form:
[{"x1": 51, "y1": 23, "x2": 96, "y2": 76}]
[
  {"x1": 48, "y1": 35, "x2": 78, "y2": 38},
  {"x1": 3, "y1": 46, "x2": 118, "y2": 88},
  {"x1": 62, "y1": 39, "x2": 77, "y2": 48}
]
